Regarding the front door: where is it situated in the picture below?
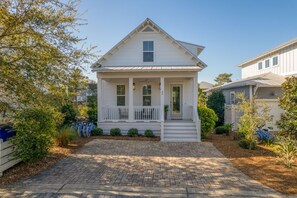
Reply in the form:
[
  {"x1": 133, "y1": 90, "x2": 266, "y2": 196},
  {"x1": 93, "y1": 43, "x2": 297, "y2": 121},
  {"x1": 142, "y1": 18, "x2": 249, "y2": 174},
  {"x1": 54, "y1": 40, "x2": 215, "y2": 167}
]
[{"x1": 170, "y1": 84, "x2": 183, "y2": 119}]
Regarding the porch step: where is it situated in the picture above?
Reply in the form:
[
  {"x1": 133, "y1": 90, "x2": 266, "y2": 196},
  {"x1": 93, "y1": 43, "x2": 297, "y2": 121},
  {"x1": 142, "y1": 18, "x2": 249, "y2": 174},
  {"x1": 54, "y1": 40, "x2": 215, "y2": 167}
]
[{"x1": 163, "y1": 121, "x2": 198, "y2": 142}]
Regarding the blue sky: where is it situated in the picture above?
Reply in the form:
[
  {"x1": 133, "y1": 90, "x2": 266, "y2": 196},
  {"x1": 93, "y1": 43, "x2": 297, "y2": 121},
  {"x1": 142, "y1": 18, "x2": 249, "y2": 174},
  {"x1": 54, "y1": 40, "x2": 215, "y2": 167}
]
[{"x1": 77, "y1": 0, "x2": 297, "y2": 83}]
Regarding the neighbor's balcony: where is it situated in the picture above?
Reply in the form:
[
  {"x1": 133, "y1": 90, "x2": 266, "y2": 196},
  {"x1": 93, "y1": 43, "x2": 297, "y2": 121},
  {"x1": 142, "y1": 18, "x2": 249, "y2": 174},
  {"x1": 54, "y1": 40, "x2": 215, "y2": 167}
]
[{"x1": 102, "y1": 106, "x2": 160, "y2": 121}]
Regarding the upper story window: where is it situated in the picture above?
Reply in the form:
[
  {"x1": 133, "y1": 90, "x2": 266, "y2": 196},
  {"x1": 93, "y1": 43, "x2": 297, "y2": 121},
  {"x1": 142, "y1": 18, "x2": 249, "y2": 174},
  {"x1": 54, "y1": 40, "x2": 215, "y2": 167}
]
[
  {"x1": 272, "y1": 56, "x2": 278, "y2": 66},
  {"x1": 116, "y1": 85, "x2": 125, "y2": 106},
  {"x1": 258, "y1": 62, "x2": 263, "y2": 70},
  {"x1": 265, "y1": 59, "x2": 270, "y2": 68},
  {"x1": 142, "y1": 85, "x2": 152, "y2": 106},
  {"x1": 143, "y1": 41, "x2": 154, "y2": 62}
]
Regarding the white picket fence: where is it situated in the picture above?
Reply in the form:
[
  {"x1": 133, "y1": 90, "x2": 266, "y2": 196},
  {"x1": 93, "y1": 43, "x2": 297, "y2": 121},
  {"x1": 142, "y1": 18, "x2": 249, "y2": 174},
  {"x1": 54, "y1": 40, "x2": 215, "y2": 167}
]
[{"x1": 0, "y1": 140, "x2": 21, "y2": 176}]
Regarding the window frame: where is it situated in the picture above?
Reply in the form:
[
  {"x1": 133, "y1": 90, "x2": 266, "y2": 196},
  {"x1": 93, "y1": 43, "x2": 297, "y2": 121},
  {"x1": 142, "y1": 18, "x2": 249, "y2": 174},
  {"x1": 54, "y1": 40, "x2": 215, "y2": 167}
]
[
  {"x1": 258, "y1": 62, "x2": 263, "y2": 70},
  {"x1": 272, "y1": 56, "x2": 279, "y2": 66},
  {"x1": 265, "y1": 59, "x2": 270, "y2": 68},
  {"x1": 142, "y1": 84, "x2": 152, "y2": 106},
  {"x1": 143, "y1": 41, "x2": 154, "y2": 62},
  {"x1": 116, "y1": 85, "x2": 126, "y2": 106},
  {"x1": 230, "y1": 91, "x2": 236, "y2": 105}
]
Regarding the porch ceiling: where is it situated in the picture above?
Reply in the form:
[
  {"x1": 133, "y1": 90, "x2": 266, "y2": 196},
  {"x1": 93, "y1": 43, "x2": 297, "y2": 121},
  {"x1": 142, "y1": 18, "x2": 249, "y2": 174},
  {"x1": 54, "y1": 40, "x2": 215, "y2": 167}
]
[{"x1": 96, "y1": 66, "x2": 200, "y2": 72}]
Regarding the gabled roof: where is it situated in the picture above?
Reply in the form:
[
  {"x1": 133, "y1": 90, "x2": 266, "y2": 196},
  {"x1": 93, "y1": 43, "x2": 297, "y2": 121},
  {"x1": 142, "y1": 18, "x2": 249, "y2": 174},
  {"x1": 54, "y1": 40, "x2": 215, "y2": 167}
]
[
  {"x1": 199, "y1": 81, "x2": 213, "y2": 90},
  {"x1": 176, "y1": 40, "x2": 205, "y2": 56},
  {"x1": 207, "y1": 72, "x2": 285, "y2": 91},
  {"x1": 239, "y1": 37, "x2": 297, "y2": 67},
  {"x1": 92, "y1": 18, "x2": 207, "y2": 70}
]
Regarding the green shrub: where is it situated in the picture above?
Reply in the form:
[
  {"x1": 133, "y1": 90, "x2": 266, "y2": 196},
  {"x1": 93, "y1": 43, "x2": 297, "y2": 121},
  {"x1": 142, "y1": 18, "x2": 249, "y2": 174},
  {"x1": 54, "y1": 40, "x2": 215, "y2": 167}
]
[
  {"x1": 215, "y1": 126, "x2": 228, "y2": 134},
  {"x1": 207, "y1": 90, "x2": 225, "y2": 126},
  {"x1": 11, "y1": 107, "x2": 57, "y2": 163},
  {"x1": 127, "y1": 128, "x2": 138, "y2": 137},
  {"x1": 198, "y1": 105, "x2": 218, "y2": 138},
  {"x1": 215, "y1": 124, "x2": 232, "y2": 135},
  {"x1": 274, "y1": 136, "x2": 297, "y2": 167},
  {"x1": 91, "y1": 128, "x2": 103, "y2": 136},
  {"x1": 144, "y1": 129, "x2": 154, "y2": 137},
  {"x1": 61, "y1": 103, "x2": 76, "y2": 125},
  {"x1": 239, "y1": 138, "x2": 257, "y2": 150},
  {"x1": 110, "y1": 128, "x2": 121, "y2": 136},
  {"x1": 55, "y1": 126, "x2": 77, "y2": 147}
]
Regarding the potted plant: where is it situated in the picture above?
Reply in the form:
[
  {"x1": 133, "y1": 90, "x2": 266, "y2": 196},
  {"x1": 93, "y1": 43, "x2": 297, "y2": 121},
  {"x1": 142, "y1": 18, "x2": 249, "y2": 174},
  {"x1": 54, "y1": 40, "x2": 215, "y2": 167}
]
[{"x1": 164, "y1": 105, "x2": 169, "y2": 120}]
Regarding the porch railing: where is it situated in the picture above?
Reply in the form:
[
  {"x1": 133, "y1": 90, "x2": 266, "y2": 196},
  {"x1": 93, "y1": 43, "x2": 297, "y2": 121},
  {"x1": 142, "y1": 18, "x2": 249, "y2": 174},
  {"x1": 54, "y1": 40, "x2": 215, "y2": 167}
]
[
  {"x1": 102, "y1": 106, "x2": 129, "y2": 121},
  {"x1": 192, "y1": 106, "x2": 201, "y2": 142},
  {"x1": 102, "y1": 106, "x2": 160, "y2": 121},
  {"x1": 134, "y1": 106, "x2": 160, "y2": 121}
]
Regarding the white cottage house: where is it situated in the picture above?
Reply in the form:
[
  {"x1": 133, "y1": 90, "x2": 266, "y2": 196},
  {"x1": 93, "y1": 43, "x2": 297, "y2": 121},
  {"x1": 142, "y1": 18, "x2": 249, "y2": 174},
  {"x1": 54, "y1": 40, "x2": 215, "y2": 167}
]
[{"x1": 91, "y1": 18, "x2": 207, "y2": 142}]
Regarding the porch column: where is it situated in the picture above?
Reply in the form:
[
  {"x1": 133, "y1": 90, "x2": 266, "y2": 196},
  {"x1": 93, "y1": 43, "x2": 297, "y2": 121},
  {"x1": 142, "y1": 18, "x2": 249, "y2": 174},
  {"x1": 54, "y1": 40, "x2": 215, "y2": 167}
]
[
  {"x1": 193, "y1": 73, "x2": 198, "y2": 107},
  {"x1": 97, "y1": 76, "x2": 102, "y2": 123},
  {"x1": 160, "y1": 77, "x2": 165, "y2": 121},
  {"x1": 128, "y1": 77, "x2": 134, "y2": 121},
  {"x1": 160, "y1": 77, "x2": 164, "y2": 141}
]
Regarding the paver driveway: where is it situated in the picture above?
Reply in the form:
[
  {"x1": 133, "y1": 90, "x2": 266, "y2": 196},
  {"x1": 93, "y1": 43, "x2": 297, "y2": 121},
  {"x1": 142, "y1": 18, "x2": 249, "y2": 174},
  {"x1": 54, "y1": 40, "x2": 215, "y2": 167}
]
[{"x1": 1, "y1": 140, "x2": 283, "y2": 197}]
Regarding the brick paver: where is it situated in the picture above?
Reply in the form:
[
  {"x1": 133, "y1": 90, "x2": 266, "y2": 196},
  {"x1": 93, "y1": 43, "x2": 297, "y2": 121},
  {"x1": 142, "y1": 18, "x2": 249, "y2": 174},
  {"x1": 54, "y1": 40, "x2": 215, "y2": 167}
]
[{"x1": 0, "y1": 140, "x2": 283, "y2": 197}]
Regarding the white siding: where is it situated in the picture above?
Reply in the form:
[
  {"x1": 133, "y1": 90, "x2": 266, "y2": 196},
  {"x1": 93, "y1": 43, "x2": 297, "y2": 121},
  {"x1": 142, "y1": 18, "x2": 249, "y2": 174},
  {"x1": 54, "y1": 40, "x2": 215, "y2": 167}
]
[
  {"x1": 101, "y1": 32, "x2": 196, "y2": 67},
  {"x1": 241, "y1": 43, "x2": 297, "y2": 78}
]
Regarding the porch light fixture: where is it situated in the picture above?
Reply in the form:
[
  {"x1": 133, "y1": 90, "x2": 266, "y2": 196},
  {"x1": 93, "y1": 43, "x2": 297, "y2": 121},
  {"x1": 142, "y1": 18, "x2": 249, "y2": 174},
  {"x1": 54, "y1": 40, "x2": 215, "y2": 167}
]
[
  {"x1": 133, "y1": 83, "x2": 136, "y2": 91},
  {"x1": 159, "y1": 82, "x2": 161, "y2": 90}
]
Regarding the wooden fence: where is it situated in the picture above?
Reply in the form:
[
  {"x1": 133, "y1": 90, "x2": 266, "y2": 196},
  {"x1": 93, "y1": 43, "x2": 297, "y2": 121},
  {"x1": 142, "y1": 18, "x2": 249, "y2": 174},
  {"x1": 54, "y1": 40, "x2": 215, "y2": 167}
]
[{"x1": 0, "y1": 140, "x2": 21, "y2": 176}]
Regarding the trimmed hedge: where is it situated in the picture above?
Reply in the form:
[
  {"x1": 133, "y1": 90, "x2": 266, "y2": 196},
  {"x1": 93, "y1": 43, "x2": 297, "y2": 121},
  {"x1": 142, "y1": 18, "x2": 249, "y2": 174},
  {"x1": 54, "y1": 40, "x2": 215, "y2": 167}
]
[
  {"x1": 127, "y1": 128, "x2": 138, "y2": 137},
  {"x1": 91, "y1": 128, "x2": 103, "y2": 136},
  {"x1": 110, "y1": 128, "x2": 121, "y2": 136},
  {"x1": 144, "y1": 129, "x2": 154, "y2": 137},
  {"x1": 215, "y1": 126, "x2": 228, "y2": 134}
]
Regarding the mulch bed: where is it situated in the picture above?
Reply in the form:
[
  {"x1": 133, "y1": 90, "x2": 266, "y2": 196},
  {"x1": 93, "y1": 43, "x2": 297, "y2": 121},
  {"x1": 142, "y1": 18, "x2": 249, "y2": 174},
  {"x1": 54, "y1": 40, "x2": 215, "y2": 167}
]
[
  {"x1": 96, "y1": 135, "x2": 160, "y2": 141},
  {"x1": 207, "y1": 132, "x2": 297, "y2": 195},
  {"x1": 0, "y1": 135, "x2": 159, "y2": 186}
]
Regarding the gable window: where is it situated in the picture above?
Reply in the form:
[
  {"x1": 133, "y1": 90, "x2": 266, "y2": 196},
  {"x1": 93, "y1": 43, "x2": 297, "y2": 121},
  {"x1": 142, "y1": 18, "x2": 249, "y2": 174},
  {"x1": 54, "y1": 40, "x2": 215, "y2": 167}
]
[
  {"x1": 273, "y1": 56, "x2": 278, "y2": 66},
  {"x1": 117, "y1": 85, "x2": 125, "y2": 106},
  {"x1": 258, "y1": 62, "x2": 263, "y2": 70},
  {"x1": 143, "y1": 85, "x2": 151, "y2": 106},
  {"x1": 265, "y1": 59, "x2": 270, "y2": 68},
  {"x1": 143, "y1": 41, "x2": 154, "y2": 62},
  {"x1": 230, "y1": 92, "x2": 236, "y2": 105}
]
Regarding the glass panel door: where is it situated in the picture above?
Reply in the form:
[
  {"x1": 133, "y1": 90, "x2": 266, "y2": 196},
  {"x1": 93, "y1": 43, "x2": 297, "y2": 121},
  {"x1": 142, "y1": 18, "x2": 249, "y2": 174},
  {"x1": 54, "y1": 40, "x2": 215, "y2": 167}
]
[{"x1": 170, "y1": 85, "x2": 182, "y2": 119}]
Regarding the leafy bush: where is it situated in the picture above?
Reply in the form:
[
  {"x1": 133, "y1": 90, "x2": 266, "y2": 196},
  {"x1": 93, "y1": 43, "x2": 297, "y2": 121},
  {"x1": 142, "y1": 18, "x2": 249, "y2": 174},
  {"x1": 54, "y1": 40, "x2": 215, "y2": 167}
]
[
  {"x1": 277, "y1": 77, "x2": 297, "y2": 138},
  {"x1": 61, "y1": 103, "x2": 76, "y2": 125},
  {"x1": 11, "y1": 107, "x2": 57, "y2": 163},
  {"x1": 274, "y1": 136, "x2": 297, "y2": 167},
  {"x1": 54, "y1": 126, "x2": 77, "y2": 147},
  {"x1": 207, "y1": 90, "x2": 225, "y2": 126},
  {"x1": 239, "y1": 138, "x2": 257, "y2": 150},
  {"x1": 198, "y1": 105, "x2": 218, "y2": 138},
  {"x1": 215, "y1": 126, "x2": 229, "y2": 134},
  {"x1": 127, "y1": 128, "x2": 138, "y2": 137},
  {"x1": 87, "y1": 95, "x2": 97, "y2": 122},
  {"x1": 110, "y1": 128, "x2": 121, "y2": 136},
  {"x1": 144, "y1": 129, "x2": 154, "y2": 137},
  {"x1": 91, "y1": 128, "x2": 103, "y2": 136},
  {"x1": 236, "y1": 93, "x2": 272, "y2": 150}
]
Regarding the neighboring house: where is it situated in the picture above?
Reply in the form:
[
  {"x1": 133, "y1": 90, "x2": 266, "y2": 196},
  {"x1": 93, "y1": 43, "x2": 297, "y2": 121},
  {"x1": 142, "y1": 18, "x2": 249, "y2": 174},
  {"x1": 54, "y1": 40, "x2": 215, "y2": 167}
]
[
  {"x1": 208, "y1": 37, "x2": 297, "y2": 131},
  {"x1": 199, "y1": 81, "x2": 213, "y2": 91},
  {"x1": 76, "y1": 79, "x2": 97, "y2": 103},
  {"x1": 91, "y1": 18, "x2": 207, "y2": 142}
]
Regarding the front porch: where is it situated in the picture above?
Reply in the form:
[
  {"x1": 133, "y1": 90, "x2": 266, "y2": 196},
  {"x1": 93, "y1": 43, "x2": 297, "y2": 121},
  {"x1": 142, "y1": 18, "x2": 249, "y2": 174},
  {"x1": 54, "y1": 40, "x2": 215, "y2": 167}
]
[{"x1": 97, "y1": 72, "x2": 201, "y2": 141}]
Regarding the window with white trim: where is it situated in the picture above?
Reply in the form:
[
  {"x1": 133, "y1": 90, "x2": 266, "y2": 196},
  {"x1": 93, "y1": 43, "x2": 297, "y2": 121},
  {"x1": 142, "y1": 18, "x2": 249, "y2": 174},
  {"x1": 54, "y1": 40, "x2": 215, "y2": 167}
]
[
  {"x1": 230, "y1": 92, "x2": 236, "y2": 105},
  {"x1": 265, "y1": 59, "x2": 270, "y2": 68},
  {"x1": 272, "y1": 56, "x2": 278, "y2": 66},
  {"x1": 143, "y1": 41, "x2": 154, "y2": 62},
  {"x1": 117, "y1": 85, "x2": 125, "y2": 106},
  {"x1": 142, "y1": 85, "x2": 151, "y2": 106},
  {"x1": 258, "y1": 62, "x2": 263, "y2": 70}
]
